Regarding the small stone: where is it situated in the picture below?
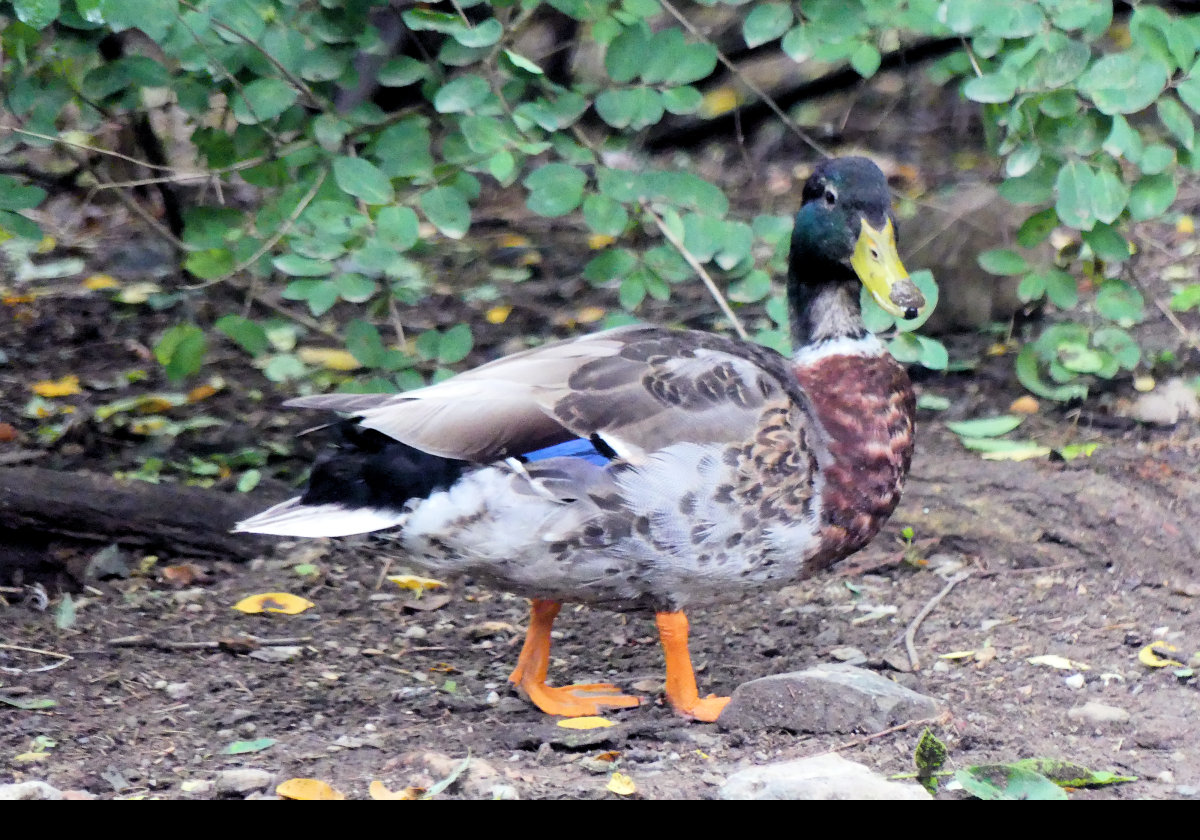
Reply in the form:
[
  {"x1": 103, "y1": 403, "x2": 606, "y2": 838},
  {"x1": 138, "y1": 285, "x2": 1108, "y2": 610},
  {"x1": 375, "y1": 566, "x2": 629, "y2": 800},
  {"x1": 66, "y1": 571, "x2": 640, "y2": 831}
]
[
  {"x1": 485, "y1": 691, "x2": 500, "y2": 705},
  {"x1": 1157, "y1": 770, "x2": 1176, "y2": 784},
  {"x1": 828, "y1": 646, "x2": 866, "y2": 663},
  {"x1": 1067, "y1": 701, "x2": 1130, "y2": 726},
  {"x1": 719, "y1": 664, "x2": 941, "y2": 734},
  {"x1": 164, "y1": 682, "x2": 192, "y2": 700},
  {"x1": 1176, "y1": 785, "x2": 1199, "y2": 797},
  {"x1": 1064, "y1": 674, "x2": 1086, "y2": 689},
  {"x1": 720, "y1": 753, "x2": 930, "y2": 800},
  {"x1": 180, "y1": 779, "x2": 214, "y2": 794},
  {"x1": 0, "y1": 781, "x2": 65, "y2": 800},
  {"x1": 215, "y1": 768, "x2": 273, "y2": 795},
  {"x1": 489, "y1": 784, "x2": 519, "y2": 800},
  {"x1": 248, "y1": 646, "x2": 303, "y2": 663},
  {"x1": 404, "y1": 626, "x2": 428, "y2": 640}
]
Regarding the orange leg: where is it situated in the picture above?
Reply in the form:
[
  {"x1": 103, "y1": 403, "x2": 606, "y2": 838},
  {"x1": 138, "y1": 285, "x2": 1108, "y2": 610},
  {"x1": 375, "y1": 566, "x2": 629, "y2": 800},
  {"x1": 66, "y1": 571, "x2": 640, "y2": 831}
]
[
  {"x1": 656, "y1": 611, "x2": 729, "y2": 722},
  {"x1": 508, "y1": 599, "x2": 641, "y2": 717}
]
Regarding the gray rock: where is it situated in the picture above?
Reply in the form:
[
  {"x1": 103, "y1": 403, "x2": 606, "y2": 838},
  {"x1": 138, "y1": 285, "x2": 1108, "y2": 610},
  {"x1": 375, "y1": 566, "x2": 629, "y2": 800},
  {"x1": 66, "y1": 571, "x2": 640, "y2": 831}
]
[
  {"x1": 718, "y1": 664, "x2": 941, "y2": 733},
  {"x1": 0, "y1": 781, "x2": 65, "y2": 800},
  {"x1": 720, "y1": 753, "x2": 931, "y2": 800},
  {"x1": 215, "y1": 768, "x2": 274, "y2": 795},
  {"x1": 1067, "y1": 701, "x2": 1131, "y2": 726}
]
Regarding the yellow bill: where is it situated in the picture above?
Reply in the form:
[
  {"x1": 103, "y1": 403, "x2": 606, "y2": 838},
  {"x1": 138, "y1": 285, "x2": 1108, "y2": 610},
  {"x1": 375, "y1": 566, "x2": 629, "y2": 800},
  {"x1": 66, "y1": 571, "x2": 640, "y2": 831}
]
[{"x1": 850, "y1": 217, "x2": 925, "y2": 320}]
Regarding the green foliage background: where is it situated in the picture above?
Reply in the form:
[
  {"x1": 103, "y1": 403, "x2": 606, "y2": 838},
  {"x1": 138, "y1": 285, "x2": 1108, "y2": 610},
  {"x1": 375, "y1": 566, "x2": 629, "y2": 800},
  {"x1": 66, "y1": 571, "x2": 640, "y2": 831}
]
[{"x1": 1, "y1": 0, "x2": 1198, "y2": 398}]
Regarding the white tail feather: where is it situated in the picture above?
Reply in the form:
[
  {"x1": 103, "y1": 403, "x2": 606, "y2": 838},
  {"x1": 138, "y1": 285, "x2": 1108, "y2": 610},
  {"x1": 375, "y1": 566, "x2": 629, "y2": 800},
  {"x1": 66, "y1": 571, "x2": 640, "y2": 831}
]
[{"x1": 234, "y1": 497, "x2": 406, "y2": 537}]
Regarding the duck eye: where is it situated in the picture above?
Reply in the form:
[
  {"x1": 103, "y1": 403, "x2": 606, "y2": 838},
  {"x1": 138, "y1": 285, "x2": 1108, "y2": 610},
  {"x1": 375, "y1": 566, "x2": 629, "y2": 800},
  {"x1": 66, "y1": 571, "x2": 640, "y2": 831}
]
[
  {"x1": 870, "y1": 248, "x2": 879, "y2": 260},
  {"x1": 824, "y1": 188, "x2": 837, "y2": 206}
]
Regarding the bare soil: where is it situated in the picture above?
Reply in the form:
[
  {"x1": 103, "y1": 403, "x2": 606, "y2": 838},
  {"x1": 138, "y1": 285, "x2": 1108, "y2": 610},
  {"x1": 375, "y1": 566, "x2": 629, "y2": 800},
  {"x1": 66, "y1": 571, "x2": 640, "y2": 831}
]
[{"x1": 3, "y1": 143, "x2": 1200, "y2": 799}]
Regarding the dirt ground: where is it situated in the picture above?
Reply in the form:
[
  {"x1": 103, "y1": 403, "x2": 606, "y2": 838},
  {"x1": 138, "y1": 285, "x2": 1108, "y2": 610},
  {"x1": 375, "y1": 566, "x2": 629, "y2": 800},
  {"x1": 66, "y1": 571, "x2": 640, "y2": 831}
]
[{"x1": 3, "y1": 128, "x2": 1200, "y2": 798}]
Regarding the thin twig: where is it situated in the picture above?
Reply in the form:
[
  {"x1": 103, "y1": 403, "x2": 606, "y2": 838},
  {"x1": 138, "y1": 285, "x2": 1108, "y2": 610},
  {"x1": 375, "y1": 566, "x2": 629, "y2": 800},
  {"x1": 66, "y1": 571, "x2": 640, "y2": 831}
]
[
  {"x1": 641, "y1": 200, "x2": 749, "y2": 340},
  {"x1": 1154, "y1": 296, "x2": 1198, "y2": 346},
  {"x1": 0, "y1": 644, "x2": 74, "y2": 674},
  {"x1": 187, "y1": 167, "x2": 329, "y2": 289},
  {"x1": 904, "y1": 571, "x2": 971, "y2": 671},
  {"x1": 823, "y1": 711, "x2": 952, "y2": 754},
  {"x1": 106, "y1": 634, "x2": 312, "y2": 650}
]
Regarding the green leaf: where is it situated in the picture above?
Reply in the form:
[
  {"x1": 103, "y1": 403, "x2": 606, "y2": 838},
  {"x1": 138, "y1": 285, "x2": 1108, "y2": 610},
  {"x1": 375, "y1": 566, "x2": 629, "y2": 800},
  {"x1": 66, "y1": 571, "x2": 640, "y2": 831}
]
[
  {"x1": 1158, "y1": 97, "x2": 1195, "y2": 151},
  {"x1": 232, "y1": 78, "x2": 298, "y2": 125},
  {"x1": 184, "y1": 248, "x2": 234, "y2": 280},
  {"x1": 1128, "y1": 173, "x2": 1177, "y2": 220},
  {"x1": 945, "y1": 415, "x2": 1023, "y2": 438},
  {"x1": 850, "y1": 42, "x2": 882, "y2": 78},
  {"x1": 594, "y1": 87, "x2": 664, "y2": 130},
  {"x1": 978, "y1": 249, "x2": 1029, "y2": 276},
  {"x1": 1170, "y1": 285, "x2": 1200, "y2": 311},
  {"x1": 916, "y1": 394, "x2": 951, "y2": 411},
  {"x1": 605, "y1": 22, "x2": 651, "y2": 83},
  {"x1": 345, "y1": 319, "x2": 387, "y2": 367},
  {"x1": 1055, "y1": 160, "x2": 1096, "y2": 230},
  {"x1": 582, "y1": 194, "x2": 628, "y2": 236},
  {"x1": 524, "y1": 163, "x2": 587, "y2": 217},
  {"x1": 1016, "y1": 207, "x2": 1058, "y2": 247},
  {"x1": 373, "y1": 119, "x2": 434, "y2": 178},
  {"x1": 1095, "y1": 280, "x2": 1144, "y2": 324},
  {"x1": 963, "y1": 72, "x2": 1017, "y2": 104},
  {"x1": 0, "y1": 176, "x2": 46, "y2": 211},
  {"x1": 223, "y1": 738, "x2": 277, "y2": 755},
  {"x1": 436, "y1": 323, "x2": 473, "y2": 364},
  {"x1": 378, "y1": 56, "x2": 429, "y2": 87},
  {"x1": 453, "y1": 18, "x2": 502, "y2": 48},
  {"x1": 155, "y1": 324, "x2": 207, "y2": 382},
  {"x1": 375, "y1": 206, "x2": 420, "y2": 252},
  {"x1": 1082, "y1": 223, "x2": 1130, "y2": 263},
  {"x1": 55, "y1": 592, "x2": 76, "y2": 629},
  {"x1": 743, "y1": 3, "x2": 793, "y2": 48},
  {"x1": 12, "y1": 0, "x2": 60, "y2": 29},
  {"x1": 333, "y1": 157, "x2": 394, "y2": 205},
  {"x1": 1006, "y1": 145, "x2": 1041, "y2": 179},
  {"x1": 1090, "y1": 168, "x2": 1129, "y2": 225},
  {"x1": 956, "y1": 765, "x2": 1067, "y2": 800},
  {"x1": 273, "y1": 254, "x2": 332, "y2": 277},
  {"x1": 216, "y1": 315, "x2": 269, "y2": 357},
  {"x1": 728, "y1": 270, "x2": 771, "y2": 303},
  {"x1": 433, "y1": 75, "x2": 491, "y2": 113},
  {"x1": 661, "y1": 86, "x2": 704, "y2": 115},
  {"x1": 420, "y1": 187, "x2": 471, "y2": 239},
  {"x1": 1079, "y1": 51, "x2": 1168, "y2": 115},
  {"x1": 503, "y1": 49, "x2": 544, "y2": 74},
  {"x1": 1011, "y1": 759, "x2": 1136, "y2": 789},
  {"x1": 584, "y1": 248, "x2": 637, "y2": 283},
  {"x1": 1092, "y1": 327, "x2": 1141, "y2": 369},
  {"x1": 1041, "y1": 268, "x2": 1079, "y2": 308}
]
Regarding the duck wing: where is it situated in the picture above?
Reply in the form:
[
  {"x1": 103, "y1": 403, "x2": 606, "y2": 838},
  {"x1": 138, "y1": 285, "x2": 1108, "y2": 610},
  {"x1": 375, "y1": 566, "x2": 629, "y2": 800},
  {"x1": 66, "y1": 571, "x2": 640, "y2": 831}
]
[{"x1": 287, "y1": 325, "x2": 801, "y2": 463}]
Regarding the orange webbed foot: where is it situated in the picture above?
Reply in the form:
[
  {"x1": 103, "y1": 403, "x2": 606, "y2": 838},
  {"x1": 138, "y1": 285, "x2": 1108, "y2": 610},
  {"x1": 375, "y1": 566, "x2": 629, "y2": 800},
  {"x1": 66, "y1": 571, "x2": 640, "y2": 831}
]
[
  {"x1": 520, "y1": 681, "x2": 641, "y2": 717},
  {"x1": 509, "y1": 599, "x2": 641, "y2": 717},
  {"x1": 671, "y1": 693, "x2": 730, "y2": 722},
  {"x1": 656, "y1": 610, "x2": 729, "y2": 723}
]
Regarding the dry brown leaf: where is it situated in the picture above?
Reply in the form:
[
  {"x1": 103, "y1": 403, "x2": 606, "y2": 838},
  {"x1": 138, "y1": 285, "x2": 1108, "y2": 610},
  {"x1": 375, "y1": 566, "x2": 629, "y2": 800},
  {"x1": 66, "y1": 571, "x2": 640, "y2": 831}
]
[{"x1": 0, "y1": 422, "x2": 17, "y2": 442}]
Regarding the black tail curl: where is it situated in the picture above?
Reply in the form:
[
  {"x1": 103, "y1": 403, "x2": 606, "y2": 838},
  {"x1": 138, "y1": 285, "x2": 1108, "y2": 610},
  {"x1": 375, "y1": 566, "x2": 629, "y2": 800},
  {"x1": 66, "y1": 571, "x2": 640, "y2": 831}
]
[{"x1": 299, "y1": 420, "x2": 469, "y2": 512}]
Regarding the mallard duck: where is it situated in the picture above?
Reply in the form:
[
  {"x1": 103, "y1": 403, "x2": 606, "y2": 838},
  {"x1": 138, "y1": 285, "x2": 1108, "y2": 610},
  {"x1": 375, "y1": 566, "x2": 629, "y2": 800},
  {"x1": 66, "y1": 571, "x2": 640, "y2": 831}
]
[{"x1": 237, "y1": 157, "x2": 926, "y2": 722}]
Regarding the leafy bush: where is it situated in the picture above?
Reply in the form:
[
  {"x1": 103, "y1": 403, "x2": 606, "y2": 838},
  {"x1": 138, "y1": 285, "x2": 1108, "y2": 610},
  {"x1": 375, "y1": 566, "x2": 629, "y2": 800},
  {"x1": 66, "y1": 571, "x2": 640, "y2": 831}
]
[{"x1": 1, "y1": 0, "x2": 1197, "y2": 397}]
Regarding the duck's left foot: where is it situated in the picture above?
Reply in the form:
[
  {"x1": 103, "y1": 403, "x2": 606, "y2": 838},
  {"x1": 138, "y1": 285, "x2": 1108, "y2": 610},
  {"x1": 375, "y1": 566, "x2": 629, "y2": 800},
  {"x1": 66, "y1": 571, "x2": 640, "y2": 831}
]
[
  {"x1": 519, "y1": 681, "x2": 641, "y2": 717},
  {"x1": 671, "y1": 693, "x2": 730, "y2": 722}
]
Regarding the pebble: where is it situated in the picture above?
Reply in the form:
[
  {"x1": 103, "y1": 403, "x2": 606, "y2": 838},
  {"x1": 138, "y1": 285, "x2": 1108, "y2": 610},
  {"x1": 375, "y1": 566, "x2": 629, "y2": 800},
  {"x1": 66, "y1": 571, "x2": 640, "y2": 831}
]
[
  {"x1": 164, "y1": 682, "x2": 192, "y2": 700},
  {"x1": 719, "y1": 665, "x2": 941, "y2": 734},
  {"x1": 1064, "y1": 673, "x2": 1086, "y2": 690},
  {"x1": 404, "y1": 626, "x2": 428, "y2": 640},
  {"x1": 828, "y1": 646, "x2": 867, "y2": 664},
  {"x1": 215, "y1": 768, "x2": 274, "y2": 795},
  {"x1": 720, "y1": 753, "x2": 931, "y2": 800},
  {"x1": 1066, "y1": 701, "x2": 1131, "y2": 726},
  {"x1": 0, "y1": 781, "x2": 65, "y2": 800}
]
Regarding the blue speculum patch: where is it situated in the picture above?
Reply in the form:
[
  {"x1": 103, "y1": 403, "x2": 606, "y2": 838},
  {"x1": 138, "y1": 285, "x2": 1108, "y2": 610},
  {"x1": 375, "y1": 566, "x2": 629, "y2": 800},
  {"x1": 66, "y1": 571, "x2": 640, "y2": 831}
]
[{"x1": 521, "y1": 438, "x2": 609, "y2": 466}]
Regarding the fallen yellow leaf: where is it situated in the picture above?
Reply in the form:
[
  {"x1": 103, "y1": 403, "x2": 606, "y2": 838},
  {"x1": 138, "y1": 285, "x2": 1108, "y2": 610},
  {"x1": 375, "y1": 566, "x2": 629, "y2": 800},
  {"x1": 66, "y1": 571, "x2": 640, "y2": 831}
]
[
  {"x1": 939, "y1": 649, "x2": 977, "y2": 660},
  {"x1": 1008, "y1": 395, "x2": 1039, "y2": 414},
  {"x1": 83, "y1": 274, "x2": 120, "y2": 290},
  {"x1": 187, "y1": 384, "x2": 219, "y2": 402},
  {"x1": 232, "y1": 592, "x2": 315, "y2": 615},
  {"x1": 1132, "y1": 375, "x2": 1156, "y2": 393},
  {"x1": 1177, "y1": 215, "x2": 1194, "y2": 234},
  {"x1": 1027, "y1": 654, "x2": 1090, "y2": 671},
  {"x1": 276, "y1": 778, "x2": 346, "y2": 800},
  {"x1": 700, "y1": 86, "x2": 742, "y2": 118},
  {"x1": 606, "y1": 771, "x2": 636, "y2": 796},
  {"x1": 296, "y1": 347, "x2": 362, "y2": 371},
  {"x1": 556, "y1": 716, "x2": 615, "y2": 730},
  {"x1": 32, "y1": 375, "x2": 82, "y2": 398},
  {"x1": 499, "y1": 233, "x2": 531, "y2": 248},
  {"x1": 1138, "y1": 641, "x2": 1184, "y2": 668},
  {"x1": 485, "y1": 305, "x2": 512, "y2": 325},
  {"x1": 388, "y1": 574, "x2": 446, "y2": 593},
  {"x1": 369, "y1": 780, "x2": 421, "y2": 800},
  {"x1": 587, "y1": 234, "x2": 616, "y2": 250},
  {"x1": 575, "y1": 306, "x2": 606, "y2": 324},
  {"x1": 36, "y1": 235, "x2": 56, "y2": 254}
]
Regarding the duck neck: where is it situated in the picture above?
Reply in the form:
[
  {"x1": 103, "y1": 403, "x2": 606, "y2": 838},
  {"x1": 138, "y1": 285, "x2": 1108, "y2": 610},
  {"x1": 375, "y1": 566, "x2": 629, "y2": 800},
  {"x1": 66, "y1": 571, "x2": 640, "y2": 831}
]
[{"x1": 786, "y1": 262, "x2": 868, "y2": 351}]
